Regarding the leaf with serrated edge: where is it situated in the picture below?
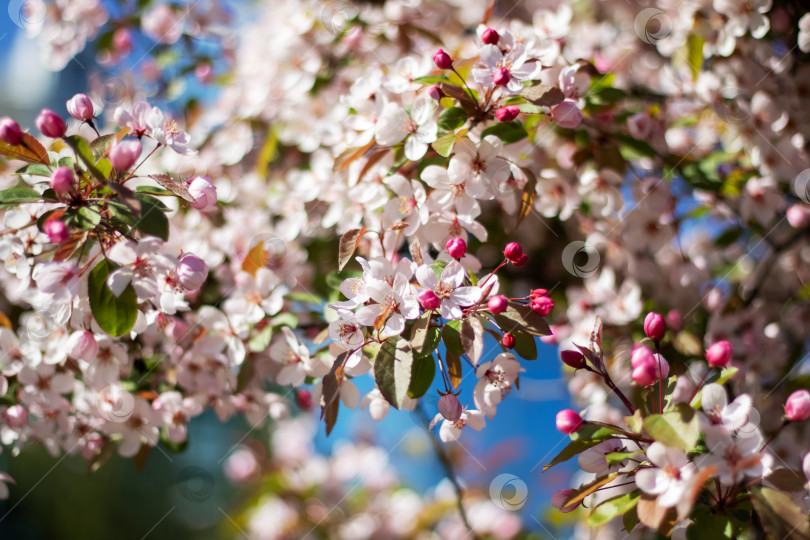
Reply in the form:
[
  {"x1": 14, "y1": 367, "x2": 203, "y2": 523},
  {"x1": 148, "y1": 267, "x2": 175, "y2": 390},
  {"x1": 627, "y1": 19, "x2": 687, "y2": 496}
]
[
  {"x1": 149, "y1": 173, "x2": 193, "y2": 202},
  {"x1": 522, "y1": 85, "x2": 565, "y2": 107},
  {"x1": 374, "y1": 337, "x2": 413, "y2": 409},
  {"x1": 338, "y1": 227, "x2": 366, "y2": 272}
]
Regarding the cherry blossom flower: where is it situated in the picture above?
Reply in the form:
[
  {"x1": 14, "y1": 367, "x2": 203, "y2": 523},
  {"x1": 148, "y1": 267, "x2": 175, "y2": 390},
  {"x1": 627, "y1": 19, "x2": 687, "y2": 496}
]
[
  {"x1": 473, "y1": 352, "x2": 524, "y2": 419},
  {"x1": 430, "y1": 408, "x2": 486, "y2": 442},
  {"x1": 355, "y1": 272, "x2": 419, "y2": 338},
  {"x1": 635, "y1": 442, "x2": 697, "y2": 511},
  {"x1": 414, "y1": 260, "x2": 481, "y2": 320},
  {"x1": 471, "y1": 43, "x2": 537, "y2": 94}
]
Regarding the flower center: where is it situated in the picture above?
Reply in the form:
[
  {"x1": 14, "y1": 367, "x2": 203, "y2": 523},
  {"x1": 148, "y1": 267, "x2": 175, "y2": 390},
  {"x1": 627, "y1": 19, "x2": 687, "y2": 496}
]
[{"x1": 434, "y1": 281, "x2": 453, "y2": 299}]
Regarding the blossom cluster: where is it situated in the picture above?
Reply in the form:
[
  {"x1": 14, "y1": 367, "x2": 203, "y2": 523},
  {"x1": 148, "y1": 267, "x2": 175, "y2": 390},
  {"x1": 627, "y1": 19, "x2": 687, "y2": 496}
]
[{"x1": 0, "y1": 0, "x2": 809, "y2": 537}]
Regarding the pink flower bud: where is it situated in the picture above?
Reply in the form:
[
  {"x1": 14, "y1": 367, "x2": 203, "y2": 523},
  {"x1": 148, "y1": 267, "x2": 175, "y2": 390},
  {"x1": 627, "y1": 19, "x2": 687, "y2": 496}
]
[
  {"x1": 66, "y1": 94, "x2": 94, "y2": 122},
  {"x1": 113, "y1": 27, "x2": 134, "y2": 56},
  {"x1": 531, "y1": 295, "x2": 554, "y2": 316},
  {"x1": 787, "y1": 204, "x2": 810, "y2": 229},
  {"x1": 643, "y1": 312, "x2": 666, "y2": 341},
  {"x1": 530, "y1": 288, "x2": 548, "y2": 299},
  {"x1": 433, "y1": 49, "x2": 453, "y2": 70},
  {"x1": 556, "y1": 409, "x2": 582, "y2": 434},
  {"x1": 36, "y1": 109, "x2": 66, "y2": 138},
  {"x1": 561, "y1": 350, "x2": 586, "y2": 369},
  {"x1": 44, "y1": 220, "x2": 69, "y2": 244},
  {"x1": 439, "y1": 393, "x2": 463, "y2": 422},
  {"x1": 446, "y1": 237, "x2": 467, "y2": 259},
  {"x1": 632, "y1": 362, "x2": 657, "y2": 386},
  {"x1": 495, "y1": 106, "x2": 520, "y2": 122},
  {"x1": 4, "y1": 405, "x2": 28, "y2": 429},
  {"x1": 418, "y1": 289, "x2": 441, "y2": 310},
  {"x1": 481, "y1": 28, "x2": 499, "y2": 45},
  {"x1": 0, "y1": 117, "x2": 24, "y2": 146},
  {"x1": 513, "y1": 253, "x2": 528, "y2": 266},
  {"x1": 488, "y1": 295, "x2": 508, "y2": 314},
  {"x1": 630, "y1": 345, "x2": 669, "y2": 386},
  {"x1": 785, "y1": 390, "x2": 810, "y2": 422},
  {"x1": 176, "y1": 253, "x2": 208, "y2": 290},
  {"x1": 296, "y1": 389, "x2": 313, "y2": 410},
  {"x1": 68, "y1": 330, "x2": 98, "y2": 361},
  {"x1": 705, "y1": 340, "x2": 732, "y2": 368},
  {"x1": 50, "y1": 167, "x2": 75, "y2": 195},
  {"x1": 493, "y1": 67, "x2": 511, "y2": 86},
  {"x1": 503, "y1": 242, "x2": 523, "y2": 262},
  {"x1": 108, "y1": 139, "x2": 142, "y2": 171},
  {"x1": 187, "y1": 176, "x2": 218, "y2": 211},
  {"x1": 551, "y1": 489, "x2": 580, "y2": 513},
  {"x1": 502, "y1": 332, "x2": 515, "y2": 349},
  {"x1": 666, "y1": 310, "x2": 682, "y2": 331},
  {"x1": 428, "y1": 85, "x2": 444, "y2": 101},
  {"x1": 552, "y1": 100, "x2": 582, "y2": 129},
  {"x1": 630, "y1": 344, "x2": 655, "y2": 368},
  {"x1": 195, "y1": 63, "x2": 214, "y2": 84}
]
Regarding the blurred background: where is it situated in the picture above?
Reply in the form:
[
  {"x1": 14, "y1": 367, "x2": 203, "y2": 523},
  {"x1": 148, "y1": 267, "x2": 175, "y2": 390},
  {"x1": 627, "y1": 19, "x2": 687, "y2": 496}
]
[{"x1": 0, "y1": 5, "x2": 574, "y2": 538}]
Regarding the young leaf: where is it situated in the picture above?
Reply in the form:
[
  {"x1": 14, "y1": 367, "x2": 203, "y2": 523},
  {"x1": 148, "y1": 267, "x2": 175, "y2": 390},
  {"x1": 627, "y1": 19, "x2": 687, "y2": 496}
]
[
  {"x1": 338, "y1": 227, "x2": 366, "y2": 271},
  {"x1": 492, "y1": 302, "x2": 551, "y2": 337},
  {"x1": 0, "y1": 187, "x2": 41, "y2": 204},
  {"x1": 516, "y1": 167, "x2": 537, "y2": 228},
  {"x1": 543, "y1": 437, "x2": 612, "y2": 471},
  {"x1": 461, "y1": 316, "x2": 484, "y2": 364},
  {"x1": 432, "y1": 131, "x2": 456, "y2": 157},
  {"x1": 64, "y1": 135, "x2": 107, "y2": 181},
  {"x1": 374, "y1": 337, "x2": 414, "y2": 409},
  {"x1": 588, "y1": 490, "x2": 641, "y2": 528},
  {"x1": 407, "y1": 354, "x2": 435, "y2": 399},
  {"x1": 445, "y1": 349, "x2": 463, "y2": 389},
  {"x1": 642, "y1": 403, "x2": 699, "y2": 452},
  {"x1": 88, "y1": 260, "x2": 138, "y2": 337},
  {"x1": 522, "y1": 85, "x2": 565, "y2": 107},
  {"x1": 133, "y1": 193, "x2": 169, "y2": 241},
  {"x1": 148, "y1": 173, "x2": 194, "y2": 202},
  {"x1": 410, "y1": 312, "x2": 431, "y2": 354},
  {"x1": 437, "y1": 107, "x2": 467, "y2": 131},
  {"x1": 481, "y1": 121, "x2": 528, "y2": 144},
  {"x1": 751, "y1": 486, "x2": 810, "y2": 540},
  {"x1": 0, "y1": 133, "x2": 50, "y2": 165}
]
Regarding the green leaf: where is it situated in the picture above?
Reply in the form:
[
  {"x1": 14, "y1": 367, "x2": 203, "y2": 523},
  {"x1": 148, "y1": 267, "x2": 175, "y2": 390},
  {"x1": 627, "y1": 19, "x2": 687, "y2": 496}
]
[
  {"x1": 248, "y1": 325, "x2": 274, "y2": 353},
  {"x1": 15, "y1": 163, "x2": 52, "y2": 177},
  {"x1": 642, "y1": 403, "x2": 699, "y2": 452},
  {"x1": 90, "y1": 134, "x2": 117, "y2": 161},
  {"x1": 410, "y1": 312, "x2": 431, "y2": 353},
  {"x1": 492, "y1": 301, "x2": 551, "y2": 337},
  {"x1": 481, "y1": 121, "x2": 528, "y2": 144},
  {"x1": 88, "y1": 260, "x2": 138, "y2": 337},
  {"x1": 588, "y1": 490, "x2": 641, "y2": 527},
  {"x1": 412, "y1": 75, "x2": 451, "y2": 85},
  {"x1": 407, "y1": 354, "x2": 435, "y2": 399},
  {"x1": 441, "y1": 320, "x2": 464, "y2": 355},
  {"x1": 751, "y1": 486, "x2": 810, "y2": 540},
  {"x1": 431, "y1": 132, "x2": 456, "y2": 157},
  {"x1": 75, "y1": 206, "x2": 102, "y2": 229},
  {"x1": 686, "y1": 33, "x2": 704, "y2": 81},
  {"x1": 271, "y1": 312, "x2": 298, "y2": 328},
  {"x1": 0, "y1": 187, "x2": 41, "y2": 204},
  {"x1": 437, "y1": 107, "x2": 467, "y2": 131},
  {"x1": 544, "y1": 437, "x2": 613, "y2": 471},
  {"x1": 133, "y1": 193, "x2": 169, "y2": 240},
  {"x1": 64, "y1": 135, "x2": 107, "y2": 182},
  {"x1": 374, "y1": 337, "x2": 414, "y2": 409},
  {"x1": 512, "y1": 331, "x2": 537, "y2": 360},
  {"x1": 605, "y1": 450, "x2": 642, "y2": 466},
  {"x1": 521, "y1": 84, "x2": 565, "y2": 107}
]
